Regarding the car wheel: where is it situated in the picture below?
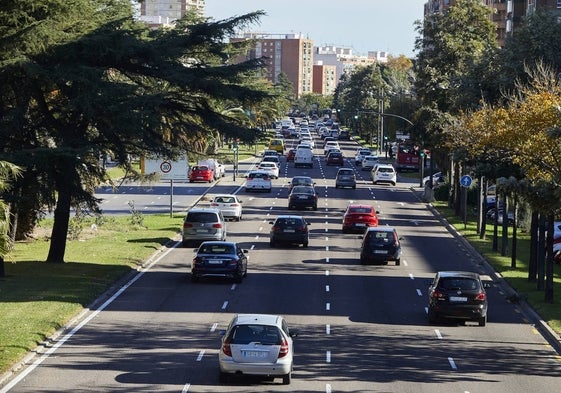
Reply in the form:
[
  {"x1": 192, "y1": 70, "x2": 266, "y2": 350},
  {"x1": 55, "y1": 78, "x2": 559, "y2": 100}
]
[
  {"x1": 313, "y1": 205, "x2": 317, "y2": 211},
  {"x1": 342, "y1": 227, "x2": 347, "y2": 234},
  {"x1": 303, "y1": 241, "x2": 309, "y2": 248},
  {"x1": 182, "y1": 240, "x2": 189, "y2": 248},
  {"x1": 219, "y1": 371, "x2": 229, "y2": 383},
  {"x1": 359, "y1": 256, "x2": 366, "y2": 265},
  {"x1": 267, "y1": 188, "x2": 272, "y2": 193},
  {"x1": 269, "y1": 240, "x2": 275, "y2": 247},
  {"x1": 234, "y1": 273, "x2": 243, "y2": 284},
  {"x1": 478, "y1": 315, "x2": 487, "y2": 327},
  {"x1": 282, "y1": 372, "x2": 291, "y2": 385},
  {"x1": 352, "y1": 185, "x2": 356, "y2": 189},
  {"x1": 395, "y1": 258, "x2": 401, "y2": 266}
]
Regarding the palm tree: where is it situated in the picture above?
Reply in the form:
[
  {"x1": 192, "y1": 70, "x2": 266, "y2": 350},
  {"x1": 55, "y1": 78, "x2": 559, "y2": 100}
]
[{"x1": 0, "y1": 161, "x2": 22, "y2": 277}]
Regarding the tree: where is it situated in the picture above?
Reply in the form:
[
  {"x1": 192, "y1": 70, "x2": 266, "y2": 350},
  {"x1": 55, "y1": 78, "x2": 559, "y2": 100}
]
[
  {"x1": 0, "y1": 161, "x2": 21, "y2": 277},
  {"x1": 0, "y1": 1, "x2": 272, "y2": 263}
]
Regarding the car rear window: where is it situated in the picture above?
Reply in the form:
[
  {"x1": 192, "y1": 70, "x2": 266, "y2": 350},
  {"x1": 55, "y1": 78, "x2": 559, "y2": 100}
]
[
  {"x1": 248, "y1": 172, "x2": 267, "y2": 179},
  {"x1": 292, "y1": 186, "x2": 314, "y2": 194},
  {"x1": 440, "y1": 277, "x2": 479, "y2": 290},
  {"x1": 186, "y1": 212, "x2": 219, "y2": 222},
  {"x1": 378, "y1": 167, "x2": 394, "y2": 173},
  {"x1": 366, "y1": 231, "x2": 392, "y2": 244},
  {"x1": 230, "y1": 325, "x2": 282, "y2": 345},
  {"x1": 349, "y1": 207, "x2": 372, "y2": 214},
  {"x1": 276, "y1": 218, "x2": 303, "y2": 227},
  {"x1": 198, "y1": 244, "x2": 234, "y2": 254}
]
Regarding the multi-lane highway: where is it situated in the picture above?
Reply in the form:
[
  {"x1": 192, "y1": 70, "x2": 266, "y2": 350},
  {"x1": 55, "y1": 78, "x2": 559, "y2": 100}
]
[{"x1": 3, "y1": 136, "x2": 561, "y2": 393}]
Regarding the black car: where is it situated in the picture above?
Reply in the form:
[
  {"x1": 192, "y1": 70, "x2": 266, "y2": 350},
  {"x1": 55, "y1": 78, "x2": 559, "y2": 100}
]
[
  {"x1": 191, "y1": 241, "x2": 248, "y2": 283},
  {"x1": 269, "y1": 215, "x2": 310, "y2": 247},
  {"x1": 337, "y1": 130, "x2": 351, "y2": 140},
  {"x1": 359, "y1": 227, "x2": 401, "y2": 265},
  {"x1": 427, "y1": 271, "x2": 489, "y2": 326},
  {"x1": 288, "y1": 185, "x2": 318, "y2": 210}
]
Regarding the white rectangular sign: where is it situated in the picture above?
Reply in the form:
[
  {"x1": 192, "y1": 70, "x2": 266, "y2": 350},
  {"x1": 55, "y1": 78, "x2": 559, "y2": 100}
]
[{"x1": 142, "y1": 156, "x2": 189, "y2": 181}]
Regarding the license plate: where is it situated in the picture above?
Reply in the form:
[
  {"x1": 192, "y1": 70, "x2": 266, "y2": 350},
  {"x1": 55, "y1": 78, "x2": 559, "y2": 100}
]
[
  {"x1": 284, "y1": 229, "x2": 295, "y2": 233},
  {"x1": 196, "y1": 229, "x2": 208, "y2": 233},
  {"x1": 374, "y1": 250, "x2": 387, "y2": 254},
  {"x1": 355, "y1": 223, "x2": 366, "y2": 227},
  {"x1": 449, "y1": 296, "x2": 468, "y2": 302},
  {"x1": 298, "y1": 195, "x2": 308, "y2": 199},
  {"x1": 207, "y1": 260, "x2": 223, "y2": 264},
  {"x1": 242, "y1": 350, "x2": 267, "y2": 358}
]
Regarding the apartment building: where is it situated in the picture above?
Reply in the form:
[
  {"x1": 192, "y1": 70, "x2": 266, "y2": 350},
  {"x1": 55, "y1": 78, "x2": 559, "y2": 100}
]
[
  {"x1": 313, "y1": 64, "x2": 337, "y2": 96},
  {"x1": 425, "y1": 0, "x2": 561, "y2": 47},
  {"x1": 139, "y1": 0, "x2": 205, "y2": 27},
  {"x1": 232, "y1": 33, "x2": 314, "y2": 98}
]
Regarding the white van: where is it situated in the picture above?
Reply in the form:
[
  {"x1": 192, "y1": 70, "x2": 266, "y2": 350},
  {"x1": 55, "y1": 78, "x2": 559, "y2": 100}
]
[{"x1": 294, "y1": 146, "x2": 314, "y2": 168}]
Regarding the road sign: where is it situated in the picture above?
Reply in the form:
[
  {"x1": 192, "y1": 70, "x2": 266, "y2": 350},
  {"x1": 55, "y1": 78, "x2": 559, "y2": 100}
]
[
  {"x1": 160, "y1": 161, "x2": 172, "y2": 173},
  {"x1": 460, "y1": 175, "x2": 472, "y2": 187},
  {"x1": 142, "y1": 155, "x2": 189, "y2": 181}
]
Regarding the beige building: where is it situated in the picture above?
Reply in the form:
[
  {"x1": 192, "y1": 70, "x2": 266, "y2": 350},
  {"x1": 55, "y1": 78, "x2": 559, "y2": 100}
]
[
  {"x1": 313, "y1": 64, "x2": 337, "y2": 96},
  {"x1": 232, "y1": 33, "x2": 314, "y2": 98},
  {"x1": 139, "y1": 0, "x2": 205, "y2": 27}
]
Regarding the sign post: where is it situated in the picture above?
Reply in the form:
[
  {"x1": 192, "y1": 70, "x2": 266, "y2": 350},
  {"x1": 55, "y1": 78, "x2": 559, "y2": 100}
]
[{"x1": 460, "y1": 175, "x2": 472, "y2": 229}]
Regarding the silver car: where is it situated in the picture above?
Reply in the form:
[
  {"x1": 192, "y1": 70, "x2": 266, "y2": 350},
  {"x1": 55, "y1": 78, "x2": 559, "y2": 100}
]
[
  {"x1": 219, "y1": 314, "x2": 297, "y2": 385},
  {"x1": 182, "y1": 208, "x2": 226, "y2": 247},
  {"x1": 335, "y1": 168, "x2": 356, "y2": 189}
]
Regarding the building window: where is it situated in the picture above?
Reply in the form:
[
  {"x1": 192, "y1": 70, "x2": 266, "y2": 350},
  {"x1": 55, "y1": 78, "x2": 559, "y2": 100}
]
[{"x1": 557, "y1": 0, "x2": 561, "y2": 8}]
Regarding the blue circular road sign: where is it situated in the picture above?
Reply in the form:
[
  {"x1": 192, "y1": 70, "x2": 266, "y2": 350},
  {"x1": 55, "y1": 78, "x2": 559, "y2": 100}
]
[{"x1": 460, "y1": 175, "x2": 472, "y2": 187}]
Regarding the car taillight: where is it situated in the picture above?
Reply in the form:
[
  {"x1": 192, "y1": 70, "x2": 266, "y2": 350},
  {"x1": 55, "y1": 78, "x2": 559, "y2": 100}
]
[
  {"x1": 296, "y1": 226, "x2": 307, "y2": 232},
  {"x1": 227, "y1": 258, "x2": 238, "y2": 266},
  {"x1": 475, "y1": 292, "x2": 487, "y2": 301},
  {"x1": 230, "y1": 203, "x2": 240, "y2": 207},
  {"x1": 183, "y1": 223, "x2": 193, "y2": 228},
  {"x1": 222, "y1": 337, "x2": 232, "y2": 357},
  {"x1": 212, "y1": 223, "x2": 223, "y2": 228},
  {"x1": 272, "y1": 225, "x2": 281, "y2": 232},
  {"x1": 210, "y1": 203, "x2": 218, "y2": 207},
  {"x1": 278, "y1": 338, "x2": 289, "y2": 358},
  {"x1": 431, "y1": 289, "x2": 444, "y2": 299},
  {"x1": 193, "y1": 257, "x2": 202, "y2": 265}
]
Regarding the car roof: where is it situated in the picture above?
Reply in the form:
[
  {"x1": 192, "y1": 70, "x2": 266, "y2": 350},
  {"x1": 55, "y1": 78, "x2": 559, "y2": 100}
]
[
  {"x1": 375, "y1": 163, "x2": 394, "y2": 168},
  {"x1": 187, "y1": 207, "x2": 221, "y2": 213},
  {"x1": 347, "y1": 204, "x2": 373, "y2": 209},
  {"x1": 291, "y1": 176, "x2": 313, "y2": 181},
  {"x1": 199, "y1": 240, "x2": 237, "y2": 247},
  {"x1": 233, "y1": 314, "x2": 283, "y2": 327},
  {"x1": 365, "y1": 226, "x2": 395, "y2": 233}
]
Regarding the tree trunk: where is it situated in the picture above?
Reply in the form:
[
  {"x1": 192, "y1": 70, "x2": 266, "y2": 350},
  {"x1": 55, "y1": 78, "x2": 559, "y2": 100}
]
[
  {"x1": 46, "y1": 183, "x2": 72, "y2": 263},
  {"x1": 528, "y1": 211, "x2": 538, "y2": 282},
  {"x1": 511, "y1": 194, "x2": 518, "y2": 268},
  {"x1": 500, "y1": 193, "x2": 508, "y2": 256},
  {"x1": 0, "y1": 255, "x2": 4, "y2": 277},
  {"x1": 545, "y1": 213, "x2": 554, "y2": 303},
  {"x1": 537, "y1": 213, "x2": 546, "y2": 291}
]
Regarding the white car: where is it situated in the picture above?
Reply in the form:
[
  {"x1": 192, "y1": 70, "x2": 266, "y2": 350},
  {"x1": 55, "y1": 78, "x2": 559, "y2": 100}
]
[
  {"x1": 219, "y1": 314, "x2": 297, "y2": 385},
  {"x1": 361, "y1": 155, "x2": 379, "y2": 170},
  {"x1": 372, "y1": 164, "x2": 397, "y2": 185},
  {"x1": 245, "y1": 170, "x2": 272, "y2": 192},
  {"x1": 257, "y1": 162, "x2": 280, "y2": 179},
  {"x1": 354, "y1": 148, "x2": 372, "y2": 165},
  {"x1": 323, "y1": 141, "x2": 340, "y2": 155},
  {"x1": 210, "y1": 194, "x2": 243, "y2": 221}
]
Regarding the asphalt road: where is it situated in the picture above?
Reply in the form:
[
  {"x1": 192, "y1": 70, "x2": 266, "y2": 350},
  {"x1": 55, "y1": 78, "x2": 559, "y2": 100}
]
[{"x1": 3, "y1": 137, "x2": 561, "y2": 393}]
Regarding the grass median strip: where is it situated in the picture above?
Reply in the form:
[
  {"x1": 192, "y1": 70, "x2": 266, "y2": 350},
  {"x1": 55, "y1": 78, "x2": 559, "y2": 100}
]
[{"x1": 0, "y1": 214, "x2": 181, "y2": 375}]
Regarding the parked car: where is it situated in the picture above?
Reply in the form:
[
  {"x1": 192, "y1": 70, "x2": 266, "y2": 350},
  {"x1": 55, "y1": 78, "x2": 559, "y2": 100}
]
[
  {"x1": 219, "y1": 314, "x2": 297, "y2": 385},
  {"x1": 191, "y1": 241, "x2": 248, "y2": 283},
  {"x1": 335, "y1": 168, "x2": 356, "y2": 189},
  {"x1": 359, "y1": 226, "x2": 402, "y2": 265},
  {"x1": 269, "y1": 215, "x2": 310, "y2": 247},
  {"x1": 210, "y1": 194, "x2": 243, "y2": 221},
  {"x1": 326, "y1": 151, "x2": 344, "y2": 165},
  {"x1": 288, "y1": 176, "x2": 315, "y2": 191},
  {"x1": 372, "y1": 164, "x2": 397, "y2": 185},
  {"x1": 257, "y1": 162, "x2": 279, "y2": 179},
  {"x1": 361, "y1": 155, "x2": 379, "y2": 171},
  {"x1": 286, "y1": 148, "x2": 296, "y2": 162},
  {"x1": 423, "y1": 171, "x2": 445, "y2": 188},
  {"x1": 182, "y1": 208, "x2": 226, "y2": 247},
  {"x1": 245, "y1": 170, "x2": 272, "y2": 193},
  {"x1": 354, "y1": 148, "x2": 372, "y2": 165},
  {"x1": 342, "y1": 204, "x2": 379, "y2": 233},
  {"x1": 188, "y1": 165, "x2": 214, "y2": 183},
  {"x1": 427, "y1": 271, "x2": 489, "y2": 326},
  {"x1": 288, "y1": 185, "x2": 318, "y2": 210}
]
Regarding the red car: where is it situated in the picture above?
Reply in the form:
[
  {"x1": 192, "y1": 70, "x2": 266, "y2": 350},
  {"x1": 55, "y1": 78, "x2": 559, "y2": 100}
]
[
  {"x1": 326, "y1": 151, "x2": 344, "y2": 165},
  {"x1": 189, "y1": 165, "x2": 214, "y2": 183},
  {"x1": 286, "y1": 148, "x2": 296, "y2": 162},
  {"x1": 342, "y1": 204, "x2": 379, "y2": 233}
]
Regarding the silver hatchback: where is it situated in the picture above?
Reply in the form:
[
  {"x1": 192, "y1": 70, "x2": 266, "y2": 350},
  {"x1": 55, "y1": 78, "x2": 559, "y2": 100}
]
[
  {"x1": 335, "y1": 168, "x2": 356, "y2": 189},
  {"x1": 182, "y1": 208, "x2": 226, "y2": 247}
]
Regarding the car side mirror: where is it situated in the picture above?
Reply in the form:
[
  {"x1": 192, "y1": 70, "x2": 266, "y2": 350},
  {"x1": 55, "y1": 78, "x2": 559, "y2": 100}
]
[
  {"x1": 242, "y1": 249, "x2": 249, "y2": 254},
  {"x1": 289, "y1": 330, "x2": 299, "y2": 338},
  {"x1": 269, "y1": 221, "x2": 274, "y2": 225},
  {"x1": 193, "y1": 248, "x2": 198, "y2": 253}
]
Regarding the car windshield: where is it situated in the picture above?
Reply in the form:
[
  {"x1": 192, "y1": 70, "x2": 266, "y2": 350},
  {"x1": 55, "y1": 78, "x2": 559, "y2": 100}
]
[
  {"x1": 440, "y1": 277, "x2": 479, "y2": 290},
  {"x1": 293, "y1": 178, "x2": 312, "y2": 185},
  {"x1": 198, "y1": 244, "x2": 234, "y2": 254},
  {"x1": 186, "y1": 212, "x2": 218, "y2": 223}
]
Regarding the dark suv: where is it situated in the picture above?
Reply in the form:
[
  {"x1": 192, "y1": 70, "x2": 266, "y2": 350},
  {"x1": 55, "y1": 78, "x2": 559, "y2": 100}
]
[
  {"x1": 359, "y1": 226, "x2": 401, "y2": 265},
  {"x1": 427, "y1": 271, "x2": 488, "y2": 326},
  {"x1": 269, "y1": 215, "x2": 310, "y2": 247}
]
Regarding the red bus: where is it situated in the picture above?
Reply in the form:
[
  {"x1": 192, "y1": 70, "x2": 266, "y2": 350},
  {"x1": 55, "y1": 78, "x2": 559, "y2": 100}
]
[{"x1": 395, "y1": 142, "x2": 421, "y2": 172}]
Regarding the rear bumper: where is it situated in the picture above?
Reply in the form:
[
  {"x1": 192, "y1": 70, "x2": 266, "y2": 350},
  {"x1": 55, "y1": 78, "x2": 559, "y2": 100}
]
[
  {"x1": 219, "y1": 357, "x2": 292, "y2": 376},
  {"x1": 430, "y1": 303, "x2": 487, "y2": 320}
]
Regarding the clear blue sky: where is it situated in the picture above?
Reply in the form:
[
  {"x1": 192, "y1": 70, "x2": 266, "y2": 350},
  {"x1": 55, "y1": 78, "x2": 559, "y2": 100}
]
[{"x1": 204, "y1": 0, "x2": 427, "y2": 58}]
